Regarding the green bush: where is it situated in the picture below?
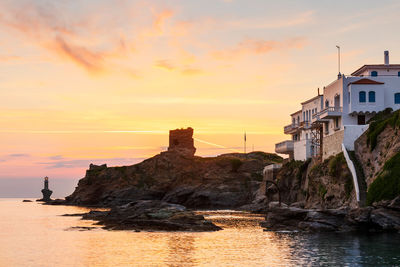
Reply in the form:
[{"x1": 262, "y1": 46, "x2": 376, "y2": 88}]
[
  {"x1": 328, "y1": 153, "x2": 345, "y2": 177},
  {"x1": 366, "y1": 151, "x2": 400, "y2": 205},
  {"x1": 318, "y1": 184, "x2": 327, "y2": 199},
  {"x1": 345, "y1": 175, "x2": 354, "y2": 199},
  {"x1": 367, "y1": 109, "x2": 400, "y2": 151}
]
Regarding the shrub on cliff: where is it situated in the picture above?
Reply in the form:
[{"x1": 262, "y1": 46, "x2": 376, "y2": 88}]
[
  {"x1": 367, "y1": 151, "x2": 400, "y2": 205},
  {"x1": 328, "y1": 153, "x2": 346, "y2": 177},
  {"x1": 367, "y1": 109, "x2": 400, "y2": 151}
]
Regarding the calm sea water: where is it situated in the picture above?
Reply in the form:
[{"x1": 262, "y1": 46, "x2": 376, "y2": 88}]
[{"x1": 0, "y1": 199, "x2": 399, "y2": 266}]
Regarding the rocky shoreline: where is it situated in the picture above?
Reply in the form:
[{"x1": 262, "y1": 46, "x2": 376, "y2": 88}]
[
  {"x1": 260, "y1": 197, "x2": 400, "y2": 233},
  {"x1": 64, "y1": 200, "x2": 222, "y2": 232}
]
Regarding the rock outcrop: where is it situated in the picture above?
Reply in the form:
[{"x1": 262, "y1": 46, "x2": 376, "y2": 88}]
[
  {"x1": 261, "y1": 196, "x2": 400, "y2": 232},
  {"x1": 79, "y1": 200, "x2": 222, "y2": 232},
  {"x1": 65, "y1": 151, "x2": 282, "y2": 209},
  {"x1": 253, "y1": 153, "x2": 357, "y2": 211}
]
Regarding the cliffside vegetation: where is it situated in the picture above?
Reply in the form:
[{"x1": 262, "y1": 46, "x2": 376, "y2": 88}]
[
  {"x1": 367, "y1": 108, "x2": 400, "y2": 151},
  {"x1": 367, "y1": 151, "x2": 400, "y2": 205}
]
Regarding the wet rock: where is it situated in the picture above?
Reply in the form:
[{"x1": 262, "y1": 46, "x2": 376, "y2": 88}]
[
  {"x1": 268, "y1": 201, "x2": 288, "y2": 209},
  {"x1": 22, "y1": 200, "x2": 32, "y2": 202},
  {"x1": 43, "y1": 199, "x2": 66, "y2": 205},
  {"x1": 370, "y1": 208, "x2": 400, "y2": 231},
  {"x1": 80, "y1": 200, "x2": 222, "y2": 232},
  {"x1": 388, "y1": 196, "x2": 400, "y2": 211},
  {"x1": 261, "y1": 205, "x2": 400, "y2": 233}
]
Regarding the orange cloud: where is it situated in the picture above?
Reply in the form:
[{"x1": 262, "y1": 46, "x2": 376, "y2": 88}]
[
  {"x1": 155, "y1": 59, "x2": 175, "y2": 70},
  {"x1": 212, "y1": 37, "x2": 307, "y2": 60},
  {"x1": 152, "y1": 9, "x2": 174, "y2": 35},
  {"x1": 181, "y1": 67, "x2": 203, "y2": 76},
  {"x1": 52, "y1": 36, "x2": 104, "y2": 73}
]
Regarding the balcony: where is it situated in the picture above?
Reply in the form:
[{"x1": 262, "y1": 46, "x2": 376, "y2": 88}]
[
  {"x1": 275, "y1": 140, "x2": 294, "y2": 154},
  {"x1": 299, "y1": 121, "x2": 311, "y2": 129},
  {"x1": 284, "y1": 123, "x2": 299, "y2": 134},
  {"x1": 313, "y1": 107, "x2": 342, "y2": 120}
]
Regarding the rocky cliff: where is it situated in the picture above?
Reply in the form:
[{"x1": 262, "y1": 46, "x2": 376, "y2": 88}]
[
  {"x1": 253, "y1": 153, "x2": 357, "y2": 210},
  {"x1": 66, "y1": 151, "x2": 282, "y2": 208},
  {"x1": 355, "y1": 109, "x2": 400, "y2": 205}
]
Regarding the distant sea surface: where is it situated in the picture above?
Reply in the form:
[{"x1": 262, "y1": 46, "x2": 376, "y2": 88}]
[{"x1": 1, "y1": 199, "x2": 400, "y2": 266}]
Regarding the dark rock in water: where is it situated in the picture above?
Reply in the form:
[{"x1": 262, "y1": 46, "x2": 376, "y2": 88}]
[
  {"x1": 80, "y1": 200, "x2": 222, "y2": 232},
  {"x1": 260, "y1": 205, "x2": 400, "y2": 233},
  {"x1": 388, "y1": 196, "x2": 400, "y2": 211},
  {"x1": 22, "y1": 199, "x2": 32, "y2": 202},
  {"x1": 66, "y1": 226, "x2": 98, "y2": 231},
  {"x1": 61, "y1": 212, "x2": 88, "y2": 217},
  {"x1": 370, "y1": 208, "x2": 400, "y2": 231},
  {"x1": 43, "y1": 199, "x2": 66, "y2": 205}
]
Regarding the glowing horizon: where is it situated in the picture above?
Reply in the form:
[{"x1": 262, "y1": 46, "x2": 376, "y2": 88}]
[{"x1": 2, "y1": 0, "x2": 400, "y2": 179}]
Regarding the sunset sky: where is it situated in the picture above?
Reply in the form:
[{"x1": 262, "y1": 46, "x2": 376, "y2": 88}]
[{"x1": 2, "y1": 0, "x2": 400, "y2": 182}]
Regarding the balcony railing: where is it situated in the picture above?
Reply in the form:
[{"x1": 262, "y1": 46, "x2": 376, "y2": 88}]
[
  {"x1": 313, "y1": 107, "x2": 342, "y2": 120},
  {"x1": 284, "y1": 123, "x2": 299, "y2": 134},
  {"x1": 300, "y1": 121, "x2": 311, "y2": 128}
]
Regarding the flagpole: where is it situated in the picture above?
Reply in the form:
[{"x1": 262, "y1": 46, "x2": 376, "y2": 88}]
[{"x1": 244, "y1": 131, "x2": 246, "y2": 154}]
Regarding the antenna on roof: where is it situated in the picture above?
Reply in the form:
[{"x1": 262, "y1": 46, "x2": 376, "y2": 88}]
[{"x1": 336, "y1": 45, "x2": 341, "y2": 79}]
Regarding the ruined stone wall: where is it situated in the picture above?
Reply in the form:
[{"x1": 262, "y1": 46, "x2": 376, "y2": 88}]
[
  {"x1": 322, "y1": 130, "x2": 344, "y2": 160},
  {"x1": 168, "y1": 127, "x2": 196, "y2": 157}
]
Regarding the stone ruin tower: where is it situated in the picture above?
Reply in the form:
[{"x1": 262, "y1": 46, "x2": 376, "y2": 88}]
[{"x1": 168, "y1": 127, "x2": 196, "y2": 157}]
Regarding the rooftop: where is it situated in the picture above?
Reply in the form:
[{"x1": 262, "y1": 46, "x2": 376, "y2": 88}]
[
  {"x1": 349, "y1": 78, "x2": 385, "y2": 85},
  {"x1": 301, "y1": 94, "x2": 322, "y2": 105},
  {"x1": 351, "y1": 64, "x2": 400, "y2": 76}
]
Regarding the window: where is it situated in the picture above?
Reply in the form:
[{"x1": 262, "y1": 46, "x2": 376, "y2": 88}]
[
  {"x1": 325, "y1": 100, "x2": 329, "y2": 108},
  {"x1": 395, "y1": 93, "x2": 400, "y2": 104},
  {"x1": 369, "y1": 91, "x2": 376, "y2": 103},
  {"x1": 398, "y1": 71, "x2": 400, "y2": 77},
  {"x1": 371, "y1": 71, "x2": 378, "y2": 77},
  {"x1": 359, "y1": 91, "x2": 366, "y2": 103}
]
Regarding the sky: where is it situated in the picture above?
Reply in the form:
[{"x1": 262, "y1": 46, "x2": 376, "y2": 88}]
[{"x1": 1, "y1": 0, "x2": 400, "y2": 193}]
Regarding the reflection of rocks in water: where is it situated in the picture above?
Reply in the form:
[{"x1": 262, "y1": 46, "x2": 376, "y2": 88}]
[
  {"x1": 197, "y1": 211, "x2": 264, "y2": 228},
  {"x1": 166, "y1": 235, "x2": 195, "y2": 266}
]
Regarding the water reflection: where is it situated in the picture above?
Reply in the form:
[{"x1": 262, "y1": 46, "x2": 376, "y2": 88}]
[
  {"x1": 1, "y1": 199, "x2": 400, "y2": 266},
  {"x1": 166, "y1": 235, "x2": 196, "y2": 266}
]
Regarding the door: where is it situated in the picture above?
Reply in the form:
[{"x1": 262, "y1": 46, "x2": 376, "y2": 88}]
[
  {"x1": 358, "y1": 115, "x2": 365, "y2": 125},
  {"x1": 334, "y1": 95, "x2": 340, "y2": 109}
]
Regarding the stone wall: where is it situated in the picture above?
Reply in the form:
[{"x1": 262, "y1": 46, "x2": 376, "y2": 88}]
[
  {"x1": 322, "y1": 130, "x2": 344, "y2": 160},
  {"x1": 168, "y1": 127, "x2": 196, "y2": 157}
]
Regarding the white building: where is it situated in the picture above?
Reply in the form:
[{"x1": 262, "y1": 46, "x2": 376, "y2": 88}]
[{"x1": 276, "y1": 51, "x2": 400, "y2": 161}]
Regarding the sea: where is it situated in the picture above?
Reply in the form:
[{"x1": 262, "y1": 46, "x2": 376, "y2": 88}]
[{"x1": 1, "y1": 198, "x2": 400, "y2": 266}]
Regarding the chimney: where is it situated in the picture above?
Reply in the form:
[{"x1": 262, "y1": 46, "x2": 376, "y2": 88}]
[{"x1": 384, "y1": 50, "x2": 389, "y2": 65}]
